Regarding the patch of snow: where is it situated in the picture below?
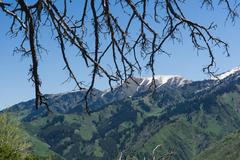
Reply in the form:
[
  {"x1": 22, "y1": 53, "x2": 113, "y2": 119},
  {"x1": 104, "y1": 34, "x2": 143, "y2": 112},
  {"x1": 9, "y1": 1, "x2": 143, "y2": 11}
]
[
  {"x1": 101, "y1": 88, "x2": 112, "y2": 97},
  {"x1": 140, "y1": 75, "x2": 187, "y2": 87},
  {"x1": 212, "y1": 66, "x2": 240, "y2": 80},
  {"x1": 194, "y1": 86, "x2": 210, "y2": 94},
  {"x1": 101, "y1": 75, "x2": 191, "y2": 98}
]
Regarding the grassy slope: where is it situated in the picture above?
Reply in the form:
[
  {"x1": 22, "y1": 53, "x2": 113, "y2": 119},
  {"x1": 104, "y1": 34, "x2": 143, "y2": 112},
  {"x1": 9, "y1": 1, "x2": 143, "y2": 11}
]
[
  {"x1": 16, "y1": 91, "x2": 240, "y2": 159},
  {"x1": 5, "y1": 112, "x2": 61, "y2": 159},
  {"x1": 5, "y1": 81, "x2": 240, "y2": 160},
  {"x1": 194, "y1": 130, "x2": 240, "y2": 160},
  {"x1": 126, "y1": 90, "x2": 240, "y2": 159}
]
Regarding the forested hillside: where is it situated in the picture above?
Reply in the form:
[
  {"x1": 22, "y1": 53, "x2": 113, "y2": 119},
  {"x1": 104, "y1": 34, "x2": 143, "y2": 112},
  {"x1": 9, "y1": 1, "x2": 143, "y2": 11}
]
[{"x1": 3, "y1": 67, "x2": 240, "y2": 160}]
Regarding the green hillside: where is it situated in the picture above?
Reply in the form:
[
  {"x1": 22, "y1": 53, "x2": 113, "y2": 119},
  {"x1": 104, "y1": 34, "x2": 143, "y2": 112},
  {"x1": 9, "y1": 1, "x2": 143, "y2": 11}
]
[
  {"x1": 195, "y1": 130, "x2": 240, "y2": 160},
  {"x1": 3, "y1": 73, "x2": 240, "y2": 159}
]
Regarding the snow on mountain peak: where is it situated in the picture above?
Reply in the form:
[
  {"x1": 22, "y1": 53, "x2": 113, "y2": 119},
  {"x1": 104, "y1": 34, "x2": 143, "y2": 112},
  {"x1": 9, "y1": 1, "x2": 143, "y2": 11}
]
[
  {"x1": 212, "y1": 66, "x2": 240, "y2": 80},
  {"x1": 137, "y1": 75, "x2": 190, "y2": 90},
  {"x1": 140, "y1": 75, "x2": 183, "y2": 85},
  {"x1": 101, "y1": 74, "x2": 191, "y2": 99}
]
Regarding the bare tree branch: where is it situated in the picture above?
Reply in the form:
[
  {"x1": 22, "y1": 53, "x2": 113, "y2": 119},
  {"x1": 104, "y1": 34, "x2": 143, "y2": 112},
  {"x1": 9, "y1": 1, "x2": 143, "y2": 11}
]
[{"x1": 1, "y1": 0, "x2": 238, "y2": 113}]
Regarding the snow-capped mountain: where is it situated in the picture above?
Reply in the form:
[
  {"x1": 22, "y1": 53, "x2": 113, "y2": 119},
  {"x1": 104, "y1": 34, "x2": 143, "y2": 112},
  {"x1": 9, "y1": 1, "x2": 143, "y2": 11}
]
[
  {"x1": 101, "y1": 66, "x2": 240, "y2": 102},
  {"x1": 136, "y1": 75, "x2": 190, "y2": 90},
  {"x1": 101, "y1": 75, "x2": 191, "y2": 102},
  {"x1": 193, "y1": 66, "x2": 240, "y2": 96},
  {"x1": 7, "y1": 65, "x2": 240, "y2": 160},
  {"x1": 212, "y1": 66, "x2": 240, "y2": 80}
]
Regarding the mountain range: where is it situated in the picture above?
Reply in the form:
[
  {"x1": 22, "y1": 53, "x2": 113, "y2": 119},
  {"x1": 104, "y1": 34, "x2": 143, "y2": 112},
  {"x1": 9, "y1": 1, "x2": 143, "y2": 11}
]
[{"x1": 2, "y1": 66, "x2": 240, "y2": 160}]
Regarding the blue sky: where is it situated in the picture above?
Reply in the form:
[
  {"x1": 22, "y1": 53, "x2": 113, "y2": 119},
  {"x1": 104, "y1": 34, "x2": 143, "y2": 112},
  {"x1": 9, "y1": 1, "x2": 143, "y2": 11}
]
[{"x1": 1, "y1": 1, "x2": 240, "y2": 109}]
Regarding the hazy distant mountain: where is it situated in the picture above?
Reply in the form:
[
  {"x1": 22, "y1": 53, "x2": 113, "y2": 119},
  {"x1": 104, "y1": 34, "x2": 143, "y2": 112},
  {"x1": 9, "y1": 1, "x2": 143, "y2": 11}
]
[{"x1": 3, "y1": 66, "x2": 240, "y2": 160}]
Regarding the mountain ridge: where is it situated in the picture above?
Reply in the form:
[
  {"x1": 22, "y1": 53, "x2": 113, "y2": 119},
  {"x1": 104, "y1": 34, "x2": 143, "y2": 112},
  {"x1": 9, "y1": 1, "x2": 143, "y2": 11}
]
[
  {"x1": 2, "y1": 65, "x2": 240, "y2": 160},
  {"x1": 212, "y1": 66, "x2": 240, "y2": 80},
  {"x1": 8, "y1": 65, "x2": 240, "y2": 108}
]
